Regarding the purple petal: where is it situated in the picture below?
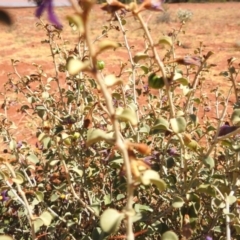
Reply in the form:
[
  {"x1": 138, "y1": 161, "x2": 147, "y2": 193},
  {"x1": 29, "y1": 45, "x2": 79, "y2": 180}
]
[
  {"x1": 218, "y1": 125, "x2": 238, "y2": 137},
  {"x1": 17, "y1": 141, "x2": 23, "y2": 149},
  {"x1": 150, "y1": 0, "x2": 164, "y2": 11},
  {"x1": 47, "y1": 0, "x2": 63, "y2": 28},
  {"x1": 167, "y1": 148, "x2": 178, "y2": 156},
  {"x1": 35, "y1": 0, "x2": 62, "y2": 29},
  {"x1": 35, "y1": 0, "x2": 47, "y2": 18},
  {"x1": 1, "y1": 190, "x2": 9, "y2": 201},
  {"x1": 205, "y1": 236, "x2": 213, "y2": 240}
]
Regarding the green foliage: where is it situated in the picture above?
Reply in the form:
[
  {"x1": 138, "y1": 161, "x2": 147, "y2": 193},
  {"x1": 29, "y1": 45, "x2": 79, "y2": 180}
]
[{"x1": 1, "y1": 1, "x2": 240, "y2": 240}]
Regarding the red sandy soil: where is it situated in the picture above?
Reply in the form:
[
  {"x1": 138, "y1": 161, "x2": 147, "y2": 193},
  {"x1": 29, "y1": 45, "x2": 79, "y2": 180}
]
[{"x1": 0, "y1": 2, "x2": 240, "y2": 148}]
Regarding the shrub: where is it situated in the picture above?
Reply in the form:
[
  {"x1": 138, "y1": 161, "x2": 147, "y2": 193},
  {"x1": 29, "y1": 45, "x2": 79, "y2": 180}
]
[{"x1": 1, "y1": 0, "x2": 240, "y2": 240}]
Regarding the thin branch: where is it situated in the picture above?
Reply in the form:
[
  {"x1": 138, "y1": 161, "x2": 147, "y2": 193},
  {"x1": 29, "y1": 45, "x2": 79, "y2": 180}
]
[{"x1": 135, "y1": 13, "x2": 175, "y2": 118}]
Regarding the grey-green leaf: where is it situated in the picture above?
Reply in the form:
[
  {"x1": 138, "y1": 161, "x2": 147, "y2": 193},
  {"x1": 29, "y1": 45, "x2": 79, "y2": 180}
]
[
  {"x1": 27, "y1": 153, "x2": 39, "y2": 164},
  {"x1": 234, "y1": 224, "x2": 240, "y2": 234},
  {"x1": 174, "y1": 77, "x2": 189, "y2": 86},
  {"x1": 104, "y1": 74, "x2": 122, "y2": 87},
  {"x1": 33, "y1": 218, "x2": 44, "y2": 233},
  {"x1": 158, "y1": 36, "x2": 173, "y2": 47},
  {"x1": 0, "y1": 236, "x2": 14, "y2": 240},
  {"x1": 134, "y1": 203, "x2": 153, "y2": 213},
  {"x1": 161, "y1": 231, "x2": 179, "y2": 240},
  {"x1": 35, "y1": 191, "x2": 44, "y2": 202},
  {"x1": 9, "y1": 140, "x2": 16, "y2": 150},
  {"x1": 170, "y1": 117, "x2": 186, "y2": 133},
  {"x1": 39, "y1": 211, "x2": 53, "y2": 226},
  {"x1": 172, "y1": 196, "x2": 185, "y2": 208},
  {"x1": 151, "y1": 178, "x2": 167, "y2": 191},
  {"x1": 116, "y1": 108, "x2": 138, "y2": 126},
  {"x1": 133, "y1": 52, "x2": 149, "y2": 63},
  {"x1": 67, "y1": 58, "x2": 89, "y2": 75},
  {"x1": 86, "y1": 128, "x2": 114, "y2": 147},
  {"x1": 202, "y1": 156, "x2": 215, "y2": 169},
  {"x1": 227, "y1": 196, "x2": 237, "y2": 205},
  {"x1": 151, "y1": 117, "x2": 170, "y2": 130},
  {"x1": 141, "y1": 170, "x2": 167, "y2": 191},
  {"x1": 231, "y1": 109, "x2": 240, "y2": 126},
  {"x1": 100, "y1": 208, "x2": 123, "y2": 234}
]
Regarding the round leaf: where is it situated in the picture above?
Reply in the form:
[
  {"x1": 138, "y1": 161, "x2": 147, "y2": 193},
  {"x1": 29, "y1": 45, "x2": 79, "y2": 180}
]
[
  {"x1": 141, "y1": 169, "x2": 160, "y2": 185},
  {"x1": 173, "y1": 71, "x2": 182, "y2": 80},
  {"x1": 197, "y1": 184, "x2": 216, "y2": 197},
  {"x1": 172, "y1": 196, "x2": 185, "y2": 208},
  {"x1": 33, "y1": 218, "x2": 44, "y2": 233},
  {"x1": 134, "y1": 203, "x2": 153, "y2": 213},
  {"x1": 0, "y1": 236, "x2": 14, "y2": 240},
  {"x1": 104, "y1": 74, "x2": 122, "y2": 87},
  {"x1": 97, "y1": 40, "x2": 119, "y2": 54},
  {"x1": 231, "y1": 109, "x2": 240, "y2": 126},
  {"x1": 170, "y1": 117, "x2": 186, "y2": 133},
  {"x1": 70, "y1": 167, "x2": 83, "y2": 177},
  {"x1": 27, "y1": 153, "x2": 39, "y2": 164},
  {"x1": 151, "y1": 178, "x2": 167, "y2": 191},
  {"x1": 67, "y1": 58, "x2": 89, "y2": 75},
  {"x1": 139, "y1": 125, "x2": 150, "y2": 134},
  {"x1": 141, "y1": 170, "x2": 167, "y2": 191},
  {"x1": 12, "y1": 172, "x2": 24, "y2": 184},
  {"x1": 133, "y1": 52, "x2": 149, "y2": 63},
  {"x1": 152, "y1": 117, "x2": 170, "y2": 130},
  {"x1": 227, "y1": 196, "x2": 237, "y2": 205},
  {"x1": 234, "y1": 224, "x2": 240, "y2": 234},
  {"x1": 161, "y1": 231, "x2": 179, "y2": 240},
  {"x1": 42, "y1": 91, "x2": 49, "y2": 99},
  {"x1": 116, "y1": 108, "x2": 138, "y2": 126},
  {"x1": 35, "y1": 191, "x2": 44, "y2": 202},
  {"x1": 9, "y1": 140, "x2": 16, "y2": 150},
  {"x1": 49, "y1": 160, "x2": 60, "y2": 166},
  {"x1": 174, "y1": 77, "x2": 189, "y2": 86},
  {"x1": 39, "y1": 211, "x2": 53, "y2": 226},
  {"x1": 86, "y1": 128, "x2": 114, "y2": 147},
  {"x1": 100, "y1": 208, "x2": 123, "y2": 234},
  {"x1": 202, "y1": 156, "x2": 215, "y2": 169},
  {"x1": 158, "y1": 36, "x2": 173, "y2": 47}
]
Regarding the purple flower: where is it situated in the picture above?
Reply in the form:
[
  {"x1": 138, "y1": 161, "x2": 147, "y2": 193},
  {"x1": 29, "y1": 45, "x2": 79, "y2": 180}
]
[
  {"x1": 35, "y1": 0, "x2": 62, "y2": 29},
  {"x1": 162, "y1": 96, "x2": 167, "y2": 103},
  {"x1": 143, "y1": 85, "x2": 149, "y2": 94},
  {"x1": 1, "y1": 190, "x2": 9, "y2": 202},
  {"x1": 135, "y1": 0, "x2": 165, "y2": 13},
  {"x1": 204, "y1": 106, "x2": 211, "y2": 112},
  {"x1": 205, "y1": 235, "x2": 213, "y2": 240},
  {"x1": 144, "y1": 150, "x2": 160, "y2": 164},
  {"x1": 218, "y1": 121, "x2": 239, "y2": 137},
  {"x1": 17, "y1": 141, "x2": 23, "y2": 149},
  {"x1": 167, "y1": 148, "x2": 179, "y2": 156},
  {"x1": 150, "y1": 0, "x2": 165, "y2": 11}
]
